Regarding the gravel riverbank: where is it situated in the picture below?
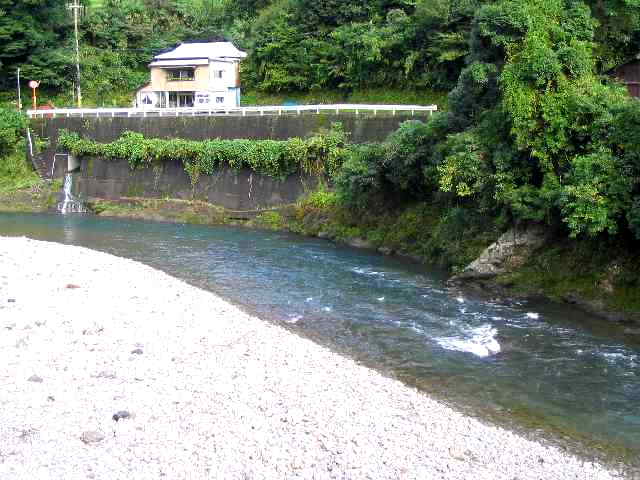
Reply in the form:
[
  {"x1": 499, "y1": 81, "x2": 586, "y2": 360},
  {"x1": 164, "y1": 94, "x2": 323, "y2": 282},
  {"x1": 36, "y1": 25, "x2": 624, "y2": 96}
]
[{"x1": 0, "y1": 236, "x2": 622, "y2": 479}]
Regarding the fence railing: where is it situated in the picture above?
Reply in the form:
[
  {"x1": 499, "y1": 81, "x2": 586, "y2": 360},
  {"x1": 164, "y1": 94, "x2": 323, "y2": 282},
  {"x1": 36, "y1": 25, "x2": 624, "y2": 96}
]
[{"x1": 27, "y1": 103, "x2": 438, "y2": 119}]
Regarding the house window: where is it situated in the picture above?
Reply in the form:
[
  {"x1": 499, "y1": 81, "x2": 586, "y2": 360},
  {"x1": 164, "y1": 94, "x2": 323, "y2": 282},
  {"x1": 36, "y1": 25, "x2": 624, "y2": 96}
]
[
  {"x1": 216, "y1": 96, "x2": 224, "y2": 103},
  {"x1": 215, "y1": 70, "x2": 224, "y2": 79},
  {"x1": 167, "y1": 68, "x2": 195, "y2": 81},
  {"x1": 196, "y1": 92, "x2": 210, "y2": 104}
]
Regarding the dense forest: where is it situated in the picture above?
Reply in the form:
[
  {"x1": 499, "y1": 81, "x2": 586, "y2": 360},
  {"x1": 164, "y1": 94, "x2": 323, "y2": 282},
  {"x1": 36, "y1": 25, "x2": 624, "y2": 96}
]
[
  {"x1": 2, "y1": 0, "x2": 636, "y2": 103},
  {"x1": 2, "y1": 0, "x2": 640, "y2": 304}
]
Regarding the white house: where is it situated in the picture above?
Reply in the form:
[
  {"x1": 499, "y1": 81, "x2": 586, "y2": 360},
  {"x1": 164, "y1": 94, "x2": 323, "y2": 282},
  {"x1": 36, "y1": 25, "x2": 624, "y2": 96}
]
[{"x1": 136, "y1": 42, "x2": 247, "y2": 109}]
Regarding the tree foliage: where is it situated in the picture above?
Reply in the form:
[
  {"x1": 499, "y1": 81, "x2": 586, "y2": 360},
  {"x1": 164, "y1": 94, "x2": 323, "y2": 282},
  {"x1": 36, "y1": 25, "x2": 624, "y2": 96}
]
[
  {"x1": 0, "y1": 108, "x2": 26, "y2": 157},
  {"x1": 335, "y1": 0, "x2": 640, "y2": 240},
  {"x1": 0, "y1": 0, "x2": 69, "y2": 89}
]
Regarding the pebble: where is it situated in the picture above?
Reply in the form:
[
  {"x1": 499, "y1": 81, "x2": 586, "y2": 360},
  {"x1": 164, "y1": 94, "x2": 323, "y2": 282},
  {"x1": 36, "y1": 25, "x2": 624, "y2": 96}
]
[
  {"x1": 27, "y1": 375, "x2": 43, "y2": 383},
  {"x1": 131, "y1": 348, "x2": 143, "y2": 355},
  {"x1": 112, "y1": 410, "x2": 131, "y2": 422}
]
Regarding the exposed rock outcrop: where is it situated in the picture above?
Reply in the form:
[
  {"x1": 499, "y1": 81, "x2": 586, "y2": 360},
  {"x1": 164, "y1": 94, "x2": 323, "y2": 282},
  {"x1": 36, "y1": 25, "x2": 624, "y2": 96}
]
[
  {"x1": 347, "y1": 237, "x2": 373, "y2": 249},
  {"x1": 449, "y1": 224, "x2": 548, "y2": 283}
]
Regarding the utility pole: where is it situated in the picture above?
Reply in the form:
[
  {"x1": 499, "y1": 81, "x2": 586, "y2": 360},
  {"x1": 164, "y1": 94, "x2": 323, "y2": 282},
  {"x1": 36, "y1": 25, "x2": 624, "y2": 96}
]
[
  {"x1": 16, "y1": 68, "x2": 22, "y2": 110},
  {"x1": 67, "y1": 0, "x2": 84, "y2": 108}
]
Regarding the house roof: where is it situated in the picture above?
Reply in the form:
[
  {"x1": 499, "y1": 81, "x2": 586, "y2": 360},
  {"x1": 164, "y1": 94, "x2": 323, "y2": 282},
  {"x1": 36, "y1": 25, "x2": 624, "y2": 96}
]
[
  {"x1": 149, "y1": 58, "x2": 209, "y2": 67},
  {"x1": 153, "y1": 42, "x2": 247, "y2": 63}
]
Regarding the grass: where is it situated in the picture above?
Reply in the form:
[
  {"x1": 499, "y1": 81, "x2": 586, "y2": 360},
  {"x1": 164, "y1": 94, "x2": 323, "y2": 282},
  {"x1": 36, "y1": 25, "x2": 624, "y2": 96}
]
[
  {"x1": 89, "y1": 197, "x2": 298, "y2": 230},
  {"x1": 251, "y1": 210, "x2": 286, "y2": 230},
  {"x1": 0, "y1": 144, "x2": 61, "y2": 213},
  {"x1": 88, "y1": 197, "x2": 231, "y2": 225},
  {"x1": 0, "y1": 146, "x2": 41, "y2": 194}
]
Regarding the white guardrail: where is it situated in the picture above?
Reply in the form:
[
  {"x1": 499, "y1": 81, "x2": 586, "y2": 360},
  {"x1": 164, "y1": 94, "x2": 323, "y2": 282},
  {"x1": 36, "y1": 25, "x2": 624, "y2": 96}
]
[{"x1": 26, "y1": 104, "x2": 438, "y2": 119}]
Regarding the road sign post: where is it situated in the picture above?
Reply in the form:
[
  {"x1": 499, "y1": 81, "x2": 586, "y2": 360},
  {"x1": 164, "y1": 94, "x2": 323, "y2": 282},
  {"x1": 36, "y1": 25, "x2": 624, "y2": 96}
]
[{"x1": 29, "y1": 80, "x2": 40, "y2": 110}]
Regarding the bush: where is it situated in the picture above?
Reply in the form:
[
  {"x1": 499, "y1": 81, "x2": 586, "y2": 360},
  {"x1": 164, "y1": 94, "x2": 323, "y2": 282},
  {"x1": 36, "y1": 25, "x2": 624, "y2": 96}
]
[
  {"x1": 58, "y1": 123, "x2": 349, "y2": 182},
  {"x1": 380, "y1": 120, "x2": 437, "y2": 197},
  {"x1": 333, "y1": 143, "x2": 386, "y2": 209},
  {"x1": 302, "y1": 189, "x2": 338, "y2": 209},
  {"x1": 0, "y1": 109, "x2": 26, "y2": 158},
  {"x1": 561, "y1": 150, "x2": 632, "y2": 237},
  {"x1": 333, "y1": 117, "x2": 452, "y2": 209},
  {"x1": 437, "y1": 130, "x2": 488, "y2": 198}
]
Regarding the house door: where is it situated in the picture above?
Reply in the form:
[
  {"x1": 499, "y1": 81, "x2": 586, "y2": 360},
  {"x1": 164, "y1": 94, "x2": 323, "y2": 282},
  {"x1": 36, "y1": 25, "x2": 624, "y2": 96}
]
[
  {"x1": 178, "y1": 93, "x2": 194, "y2": 107},
  {"x1": 168, "y1": 92, "x2": 194, "y2": 108},
  {"x1": 156, "y1": 92, "x2": 167, "y2": 108}
]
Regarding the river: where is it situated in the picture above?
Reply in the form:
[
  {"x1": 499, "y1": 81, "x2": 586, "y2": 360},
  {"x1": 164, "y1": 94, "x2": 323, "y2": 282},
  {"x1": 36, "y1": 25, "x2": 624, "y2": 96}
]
[{"x1": 1, "y1": 212, "x2": 638, "y2": 467}]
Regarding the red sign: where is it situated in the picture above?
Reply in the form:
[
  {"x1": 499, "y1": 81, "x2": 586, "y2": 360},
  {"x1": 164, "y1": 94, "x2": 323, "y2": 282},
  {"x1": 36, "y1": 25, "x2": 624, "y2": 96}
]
[{"x1": 28, "y1": 80, "x2": 40, "y2": 89}]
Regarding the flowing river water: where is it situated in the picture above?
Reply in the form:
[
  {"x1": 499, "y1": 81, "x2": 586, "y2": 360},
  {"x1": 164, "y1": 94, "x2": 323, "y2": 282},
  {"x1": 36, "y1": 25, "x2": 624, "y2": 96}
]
[{"x1": 1, "y1": 212, "x2": 638, "y2": 468}]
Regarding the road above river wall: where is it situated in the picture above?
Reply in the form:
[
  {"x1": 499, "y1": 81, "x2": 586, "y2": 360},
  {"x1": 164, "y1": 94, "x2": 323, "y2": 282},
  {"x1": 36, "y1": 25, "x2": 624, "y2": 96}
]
[{"x1": 30, "y1": 113, "x2": 419, "y2": 180}]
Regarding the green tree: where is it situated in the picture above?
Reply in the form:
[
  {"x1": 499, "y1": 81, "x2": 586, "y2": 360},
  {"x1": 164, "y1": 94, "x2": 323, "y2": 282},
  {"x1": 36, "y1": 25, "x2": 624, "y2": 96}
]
[{"x1": 0, "y1": 0, "x2": 69, "y2": 89}]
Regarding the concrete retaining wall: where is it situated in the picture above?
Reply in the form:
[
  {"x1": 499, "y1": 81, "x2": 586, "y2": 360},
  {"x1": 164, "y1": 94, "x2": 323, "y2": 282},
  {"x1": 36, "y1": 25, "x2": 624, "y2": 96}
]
[
  {"x1": 30, "y1": 113, "x2": 420, "y2": 179},
  {"x1": 30, "y1": 112, "x2": 422, "y2": 210},
  {"x1": 75, "y1": 156, "x2": 316, "y2": 211}
]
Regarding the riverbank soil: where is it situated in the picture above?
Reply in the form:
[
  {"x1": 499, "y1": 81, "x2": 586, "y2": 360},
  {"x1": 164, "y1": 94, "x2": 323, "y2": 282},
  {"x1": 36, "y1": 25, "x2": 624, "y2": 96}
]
[
  {"x1": 0, "y1": 237, "x2": 620, "y2": 479},
  {"x1": 88, "y1": 197, "x2": 229, "y2": 224},
  {"x1": 87, "y1": 197, "x2": 291, "y2": 228}
]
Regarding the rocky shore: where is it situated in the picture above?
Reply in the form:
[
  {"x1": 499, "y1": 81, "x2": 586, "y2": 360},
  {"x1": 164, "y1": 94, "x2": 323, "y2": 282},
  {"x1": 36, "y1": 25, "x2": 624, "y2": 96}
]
[{"x1": 0, "y1": 236, "x2": 622, "y2": 479}]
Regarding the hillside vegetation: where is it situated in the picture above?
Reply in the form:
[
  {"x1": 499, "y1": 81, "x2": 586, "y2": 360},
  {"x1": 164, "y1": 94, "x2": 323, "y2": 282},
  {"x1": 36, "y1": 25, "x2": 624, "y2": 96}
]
[{"x1": 1, "y1": 0, "x2": 631, "y2": 105}]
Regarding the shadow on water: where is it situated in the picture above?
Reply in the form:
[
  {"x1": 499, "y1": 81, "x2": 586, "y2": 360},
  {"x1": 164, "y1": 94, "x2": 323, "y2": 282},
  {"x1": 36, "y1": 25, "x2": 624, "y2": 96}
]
[{"x1": 1, "y1": 212, "x2": 639, "y2": 473}]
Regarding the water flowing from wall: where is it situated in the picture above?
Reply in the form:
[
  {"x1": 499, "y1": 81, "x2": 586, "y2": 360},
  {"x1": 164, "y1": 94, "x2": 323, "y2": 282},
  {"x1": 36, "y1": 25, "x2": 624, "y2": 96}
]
[{"x1": 57, "y1": 173, "x2": 86, "y2": 214}]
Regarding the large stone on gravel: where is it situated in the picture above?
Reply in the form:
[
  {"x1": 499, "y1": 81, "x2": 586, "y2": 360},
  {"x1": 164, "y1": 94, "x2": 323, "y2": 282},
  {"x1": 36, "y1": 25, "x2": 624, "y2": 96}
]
[
  {"x1": 80, "y1": 431, "x2": 105, "y2": 444},
  {"x1": 112, "y1": 410, "x2": 131, "y2": 422}
]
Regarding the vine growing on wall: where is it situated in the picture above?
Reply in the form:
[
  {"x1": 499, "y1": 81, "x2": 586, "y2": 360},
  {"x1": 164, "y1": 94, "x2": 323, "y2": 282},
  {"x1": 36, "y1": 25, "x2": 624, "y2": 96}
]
[{"x1": 58, "y1": 123, "x2": 349, "y2": 182}]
